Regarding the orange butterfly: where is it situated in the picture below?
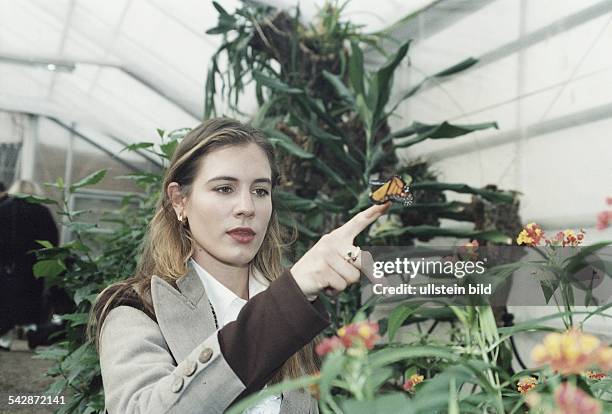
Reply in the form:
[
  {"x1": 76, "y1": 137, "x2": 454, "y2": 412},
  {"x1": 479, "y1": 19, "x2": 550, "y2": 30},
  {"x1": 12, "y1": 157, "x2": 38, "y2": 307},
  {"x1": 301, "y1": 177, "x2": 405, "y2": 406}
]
[{"x1": 369, "y1": 175, "x2": 414, "y2": 206}]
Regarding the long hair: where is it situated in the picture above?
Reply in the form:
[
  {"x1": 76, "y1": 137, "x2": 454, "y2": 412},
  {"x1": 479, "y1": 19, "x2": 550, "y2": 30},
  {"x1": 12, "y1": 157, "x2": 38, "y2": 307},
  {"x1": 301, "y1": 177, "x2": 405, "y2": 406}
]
[{"x1": 87, "y1": 118, "x2": 320, "y2": 383}]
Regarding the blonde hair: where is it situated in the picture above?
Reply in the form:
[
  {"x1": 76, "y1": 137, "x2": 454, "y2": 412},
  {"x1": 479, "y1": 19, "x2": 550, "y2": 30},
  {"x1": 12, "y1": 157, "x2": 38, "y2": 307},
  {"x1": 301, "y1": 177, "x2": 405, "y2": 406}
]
[
  {"x1": 9, "y1": 180, "x2": 43, "y2": 196},
  {"x1": 88, "y1": 118, "x2": 320, "y2": 383}
]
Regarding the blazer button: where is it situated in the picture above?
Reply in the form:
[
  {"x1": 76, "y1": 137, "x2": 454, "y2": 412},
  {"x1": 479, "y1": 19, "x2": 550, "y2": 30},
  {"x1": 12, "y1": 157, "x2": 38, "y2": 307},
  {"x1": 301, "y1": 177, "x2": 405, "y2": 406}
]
[
  {"x1": 182, "y1": 359, "x2": 197, "y2": 377},
  {"x1": 198, "y1": 347, "x2": 213, "y2": 364},
  {"x1": 171, "y1": 376, "x2": 184, "y2": 393}
]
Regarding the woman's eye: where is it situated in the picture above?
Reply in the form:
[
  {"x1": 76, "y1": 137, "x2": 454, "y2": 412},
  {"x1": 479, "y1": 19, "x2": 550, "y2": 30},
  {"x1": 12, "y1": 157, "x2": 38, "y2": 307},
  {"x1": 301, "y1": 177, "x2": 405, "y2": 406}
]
[
  {"x1": 254, "y1": 188, "x2": 270, "y2": 197},
  {"x1": 215, "y1": 186, "x2": 233, "y2": 193}
]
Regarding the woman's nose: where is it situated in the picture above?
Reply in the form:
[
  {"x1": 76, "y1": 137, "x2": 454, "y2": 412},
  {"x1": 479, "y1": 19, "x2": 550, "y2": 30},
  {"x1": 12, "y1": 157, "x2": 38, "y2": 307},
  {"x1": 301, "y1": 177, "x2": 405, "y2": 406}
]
[{"x1": 234, "y1": 190, "x2": 255, "y2": 217}]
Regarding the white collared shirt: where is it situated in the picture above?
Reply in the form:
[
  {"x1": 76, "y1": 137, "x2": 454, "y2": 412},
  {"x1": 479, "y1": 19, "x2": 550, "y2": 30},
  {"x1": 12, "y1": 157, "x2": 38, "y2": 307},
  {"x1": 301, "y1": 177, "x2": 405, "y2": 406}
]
[{"x1": 190, "y1": 258, "x2": 281, "y2": 414}]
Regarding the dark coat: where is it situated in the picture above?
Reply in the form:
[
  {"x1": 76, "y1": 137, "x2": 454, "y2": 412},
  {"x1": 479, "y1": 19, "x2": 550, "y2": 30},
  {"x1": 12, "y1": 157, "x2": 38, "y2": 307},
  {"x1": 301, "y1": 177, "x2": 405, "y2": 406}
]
[{"x1": 0, "y1": 194, "x2": 58, "y2": 333}]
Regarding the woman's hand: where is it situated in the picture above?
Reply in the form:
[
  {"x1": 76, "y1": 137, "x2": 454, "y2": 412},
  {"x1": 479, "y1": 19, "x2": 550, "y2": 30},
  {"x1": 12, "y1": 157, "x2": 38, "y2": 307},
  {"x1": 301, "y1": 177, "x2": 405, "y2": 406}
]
[{"x1": 290, "y1": 202, "x2": 392, "y2": 301}]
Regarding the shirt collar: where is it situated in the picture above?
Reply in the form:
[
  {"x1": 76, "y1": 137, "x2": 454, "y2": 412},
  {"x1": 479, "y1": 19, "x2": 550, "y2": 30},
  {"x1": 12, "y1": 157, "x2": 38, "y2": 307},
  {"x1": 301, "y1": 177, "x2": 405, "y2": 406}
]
[{"x1": 189, "y1": 258, "x2": 269, "y2": 325}]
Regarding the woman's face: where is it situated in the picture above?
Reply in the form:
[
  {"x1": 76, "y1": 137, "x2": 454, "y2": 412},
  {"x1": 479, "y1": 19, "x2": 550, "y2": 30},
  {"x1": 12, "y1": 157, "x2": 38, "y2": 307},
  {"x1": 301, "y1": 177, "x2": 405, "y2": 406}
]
[{"x1": 172, "y1": 143, "x2": 273, "y2": 267}]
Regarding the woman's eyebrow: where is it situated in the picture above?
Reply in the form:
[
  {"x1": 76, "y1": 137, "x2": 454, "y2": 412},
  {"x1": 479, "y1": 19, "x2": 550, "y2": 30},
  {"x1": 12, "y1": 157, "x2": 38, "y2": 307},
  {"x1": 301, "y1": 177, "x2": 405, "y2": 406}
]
[{"x1": 206, "y1": 176, "x2": 271, "y2": 185}]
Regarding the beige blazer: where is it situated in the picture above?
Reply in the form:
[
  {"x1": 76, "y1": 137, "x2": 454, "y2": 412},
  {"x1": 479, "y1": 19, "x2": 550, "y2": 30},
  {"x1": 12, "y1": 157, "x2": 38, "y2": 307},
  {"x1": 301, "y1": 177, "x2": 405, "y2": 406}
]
[{"x1": 99, "y1": 263, "x2": 319, "y2": 413}]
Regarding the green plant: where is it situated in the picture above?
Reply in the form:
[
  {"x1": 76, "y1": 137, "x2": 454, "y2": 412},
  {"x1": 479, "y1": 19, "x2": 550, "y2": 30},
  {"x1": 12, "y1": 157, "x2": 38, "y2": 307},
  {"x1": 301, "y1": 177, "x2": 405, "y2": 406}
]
[
  {"x1": 27, "y1": 129, "x2": 185, "y2": 413},
  {"x1": 205, "y1": 0, "x2": 520, "y2": 330}
]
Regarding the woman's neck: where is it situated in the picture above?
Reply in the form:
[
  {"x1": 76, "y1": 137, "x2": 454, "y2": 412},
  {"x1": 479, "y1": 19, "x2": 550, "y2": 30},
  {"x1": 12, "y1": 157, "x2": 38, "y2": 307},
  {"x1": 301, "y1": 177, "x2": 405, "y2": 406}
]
[{"x1": 192, "y1": 250, "x2": 249, "y2": 300}]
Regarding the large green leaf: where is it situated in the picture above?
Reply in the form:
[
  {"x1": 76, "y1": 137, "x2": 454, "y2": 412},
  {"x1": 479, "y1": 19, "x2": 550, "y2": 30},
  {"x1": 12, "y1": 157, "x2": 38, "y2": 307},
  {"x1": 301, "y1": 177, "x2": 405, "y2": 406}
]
[
  {"x1": 253, "y1": 70, "x2": 303, "y2": 94},
  {"x1": 368, "y1": 40, "x2": 411, "y2": 129},
  {"x1": 369, "y1": 345, "x2": 459, "y2": 368},
  {"x1": 263, "y1": 128, "x2": 314, "y2": 159},
  {"x1": 33, "y1": 259, "x2": 66, "y2": 279},
  {"x1": 13, "y1": 194, "x2": 59, "y2": 205},
  {"x1": 341, "y1": 393, "x2": 412, "y2": 414},
  {"x1": 433, "y1": 57, "x2": 478, "y2": 78},
  {"x1": 563, "y1": 241, "x2": 612, "y2": 274},
  {"x1": 349, "y1": 40, "x2": 365, "y2": 97},
  {"x1": 390, "y1": 201, "x2": 467, "y2": 214},
  {"x1": 277, "y1": 215, "x2": 319, "y2": 239},
  {"x1": 294, "y1": 94, "x2": 342, "y2": 135},
  {"x1": 119, "y1": 142, "x2": 154, "y2": 153},
  {"x1": 384, "y1": 57, "x2": 479, "y2": 121},
  {"x1": 69, "y1": 169, "x2": 107, "y2": 192},
  {"x1": 371, "y1": 225, "x2": 513, "y2": 244},
  {"x1": 318, "y1": 352, "x2": 349, "y2": 412},
  {"x1": 322, "y1": 70, "x2": 355, "y2": 105},
  {"x1": 59, "y1": 313, "x2": 90, "y2": 327},
  {"x1": 410, "y1": 181, "x2": 516, "y2": 203},
  {"x1": 206, "y1": 1, "x2": 238, "y2": 35},
  {"x1": 160, "y1": 140, "x2": 179, "y2": 160},
  {"x1": 273, "y1": 190, "x2": 318, "y2": 212},
  {"x1": 387, "y1": 304, "x2": 420, "y2": 342},
  {"x1": 395, "y1": 121, "x2": 498, "y2": 148}
]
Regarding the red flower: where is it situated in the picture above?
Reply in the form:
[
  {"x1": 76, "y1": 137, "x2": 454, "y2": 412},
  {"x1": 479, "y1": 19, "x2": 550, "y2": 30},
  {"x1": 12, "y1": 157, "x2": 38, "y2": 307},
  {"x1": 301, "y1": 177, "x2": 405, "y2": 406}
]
[
  {"x1": 517, "y1": 223, "x2": 544, "y2": 246},
  {"x1": 546, "y1": 229, "x2": 586, "y2": 247},
  {"x1": 402, "y1": 374, "x2": 424, "y2": 393},
  {"x1": 315, "y1": 321, "x2": 382, "y2": 356},
  {"x1": 554, "y1": 382, "x2": 601, "y2": 414},
  {"x1": 315, "y1": 336, "x2": 344, "y2": 356},
  {"x1": 337, "y1": 321, "x2": 380, "y2": 349},
  {"x1": 585, "y1": 371, "x2": 607, "y2": 380},
  {"x1": 597, "y1": 211, "x2": 610, "y2": 230}
]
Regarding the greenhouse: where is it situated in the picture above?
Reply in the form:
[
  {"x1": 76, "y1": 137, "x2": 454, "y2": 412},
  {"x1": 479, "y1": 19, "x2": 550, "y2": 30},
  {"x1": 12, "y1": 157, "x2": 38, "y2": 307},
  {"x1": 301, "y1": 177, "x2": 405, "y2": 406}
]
[{"x1": 0, "y1": 0, "x2": 611, "y2": 413}]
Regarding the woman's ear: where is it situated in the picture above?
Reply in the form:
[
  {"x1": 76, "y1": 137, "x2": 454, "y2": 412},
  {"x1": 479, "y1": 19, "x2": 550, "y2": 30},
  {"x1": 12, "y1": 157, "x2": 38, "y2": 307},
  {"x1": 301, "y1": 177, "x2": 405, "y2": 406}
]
[{"x1": 167, "y1": 182, "x2": 186, "y2": 219}]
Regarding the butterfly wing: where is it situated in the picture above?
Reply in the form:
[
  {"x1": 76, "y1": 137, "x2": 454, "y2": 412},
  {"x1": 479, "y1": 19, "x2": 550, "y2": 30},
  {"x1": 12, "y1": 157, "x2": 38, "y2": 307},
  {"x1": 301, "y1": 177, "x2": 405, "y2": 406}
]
[
  {"x1": 388, "y1": 176, "x2": 414, "y2": 206},
  {"x1": 369, "y1": 180, "x2": 392, "y2": 204},
  {"x1": 369, "y1": 175, "x2": 415, "y2": 205}
]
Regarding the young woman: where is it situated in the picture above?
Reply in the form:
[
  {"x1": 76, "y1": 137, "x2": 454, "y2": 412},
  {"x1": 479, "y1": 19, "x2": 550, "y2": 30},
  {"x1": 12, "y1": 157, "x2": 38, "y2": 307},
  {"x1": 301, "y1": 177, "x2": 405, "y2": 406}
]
[{"x1": 89, "y1": 118, "x2": 390, "y2": 413}]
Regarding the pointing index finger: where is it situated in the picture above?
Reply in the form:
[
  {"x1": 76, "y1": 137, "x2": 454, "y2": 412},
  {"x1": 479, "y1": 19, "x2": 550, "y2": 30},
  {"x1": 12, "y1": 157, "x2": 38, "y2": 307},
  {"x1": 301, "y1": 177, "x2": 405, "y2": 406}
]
[{"x1": 336, "y1": 202, "x2": 391, "y2": 240}]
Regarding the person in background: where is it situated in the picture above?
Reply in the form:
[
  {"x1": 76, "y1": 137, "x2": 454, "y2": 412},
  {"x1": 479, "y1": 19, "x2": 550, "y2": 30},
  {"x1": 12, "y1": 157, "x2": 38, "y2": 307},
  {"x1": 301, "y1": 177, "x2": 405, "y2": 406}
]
[{"x1": 0, "y1": 180, "x2": 59, "y2": 351}]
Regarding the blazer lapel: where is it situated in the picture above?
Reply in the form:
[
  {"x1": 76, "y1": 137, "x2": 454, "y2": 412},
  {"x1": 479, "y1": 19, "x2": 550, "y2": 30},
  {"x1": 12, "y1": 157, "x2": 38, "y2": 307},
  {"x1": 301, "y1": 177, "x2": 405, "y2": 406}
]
[{"x1": 150, "y1": 261, "x2": 217, "y2": 362}]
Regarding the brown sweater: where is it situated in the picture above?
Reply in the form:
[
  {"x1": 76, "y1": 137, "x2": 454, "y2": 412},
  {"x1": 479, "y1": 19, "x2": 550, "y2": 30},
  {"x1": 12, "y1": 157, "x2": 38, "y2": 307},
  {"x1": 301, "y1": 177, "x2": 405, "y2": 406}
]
[{"x1": 219, "y1": 268, "x2": 331, "y2": 395}]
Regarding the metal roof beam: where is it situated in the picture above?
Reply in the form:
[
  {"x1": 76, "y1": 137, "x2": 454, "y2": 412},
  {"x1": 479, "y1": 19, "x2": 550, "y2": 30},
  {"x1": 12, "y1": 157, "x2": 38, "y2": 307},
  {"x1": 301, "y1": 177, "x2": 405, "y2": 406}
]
[
  {"x1": 46, "y1": 117, "x2": 144, "y2": 174},
  {"x1": 424, "y1": 101, "x2": 612, "y2": 161},
  {"x1": 0, "y1": 99, "x2": 162, "y2": 169},
  {"x1": 411, "y1": 0, "x2": 612, "y2": 95},
  {"x1": 0, "y1": 52, "x2": 199, "y2": 120}
]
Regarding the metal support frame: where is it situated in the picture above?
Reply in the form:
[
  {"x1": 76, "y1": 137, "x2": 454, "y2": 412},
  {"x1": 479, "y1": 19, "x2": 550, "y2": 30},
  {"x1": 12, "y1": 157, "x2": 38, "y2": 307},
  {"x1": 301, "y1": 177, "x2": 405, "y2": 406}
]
[
  {"x1": 46, "y1": 117, "x2": 144, "y2": 173},
  {"x1": 411, "y1": 0, "x2": 612, "y2": 95},
  {"x1": 425, "y1": 102, "x2": 612, "y2": 160},
  {"x1": 16, "y1": 115, "x2": 38, "y2": 181}
]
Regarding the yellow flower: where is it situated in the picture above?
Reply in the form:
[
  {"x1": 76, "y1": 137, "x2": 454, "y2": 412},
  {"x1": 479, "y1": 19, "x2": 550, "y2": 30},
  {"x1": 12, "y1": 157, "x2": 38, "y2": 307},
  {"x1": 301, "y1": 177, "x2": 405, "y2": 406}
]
[
  {"x1": 403, "y1": 374, "x2": 424, "y2": 392},
  {"x1": 516, "y1": 223, "x2": 544, "y2": 246},
  {"x1": 516, "y1": 230, "x2": 533, "y2": 245},
  {"x1": 597, "y1": 347, "x2": 612, "y2": 371},
  {"x1": 358, "y1": 324, "x2": 373, "y2": 339},
  {"x1": 532, "y1": 328, "x2": 607, "y2": 375},
  {"x1": 517, "y1": 376, "x2": 537, "y2": 394}
]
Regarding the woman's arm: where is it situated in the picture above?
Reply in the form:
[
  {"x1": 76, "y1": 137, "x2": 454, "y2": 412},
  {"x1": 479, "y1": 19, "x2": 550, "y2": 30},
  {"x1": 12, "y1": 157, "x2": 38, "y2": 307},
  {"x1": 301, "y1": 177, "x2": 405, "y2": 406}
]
[
  {"x1": 219, "y1": 267, "x2": 330, "y2": 397},
  {"x1": 99, "y1": 268, "x2": 330, "y2": 414}
]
